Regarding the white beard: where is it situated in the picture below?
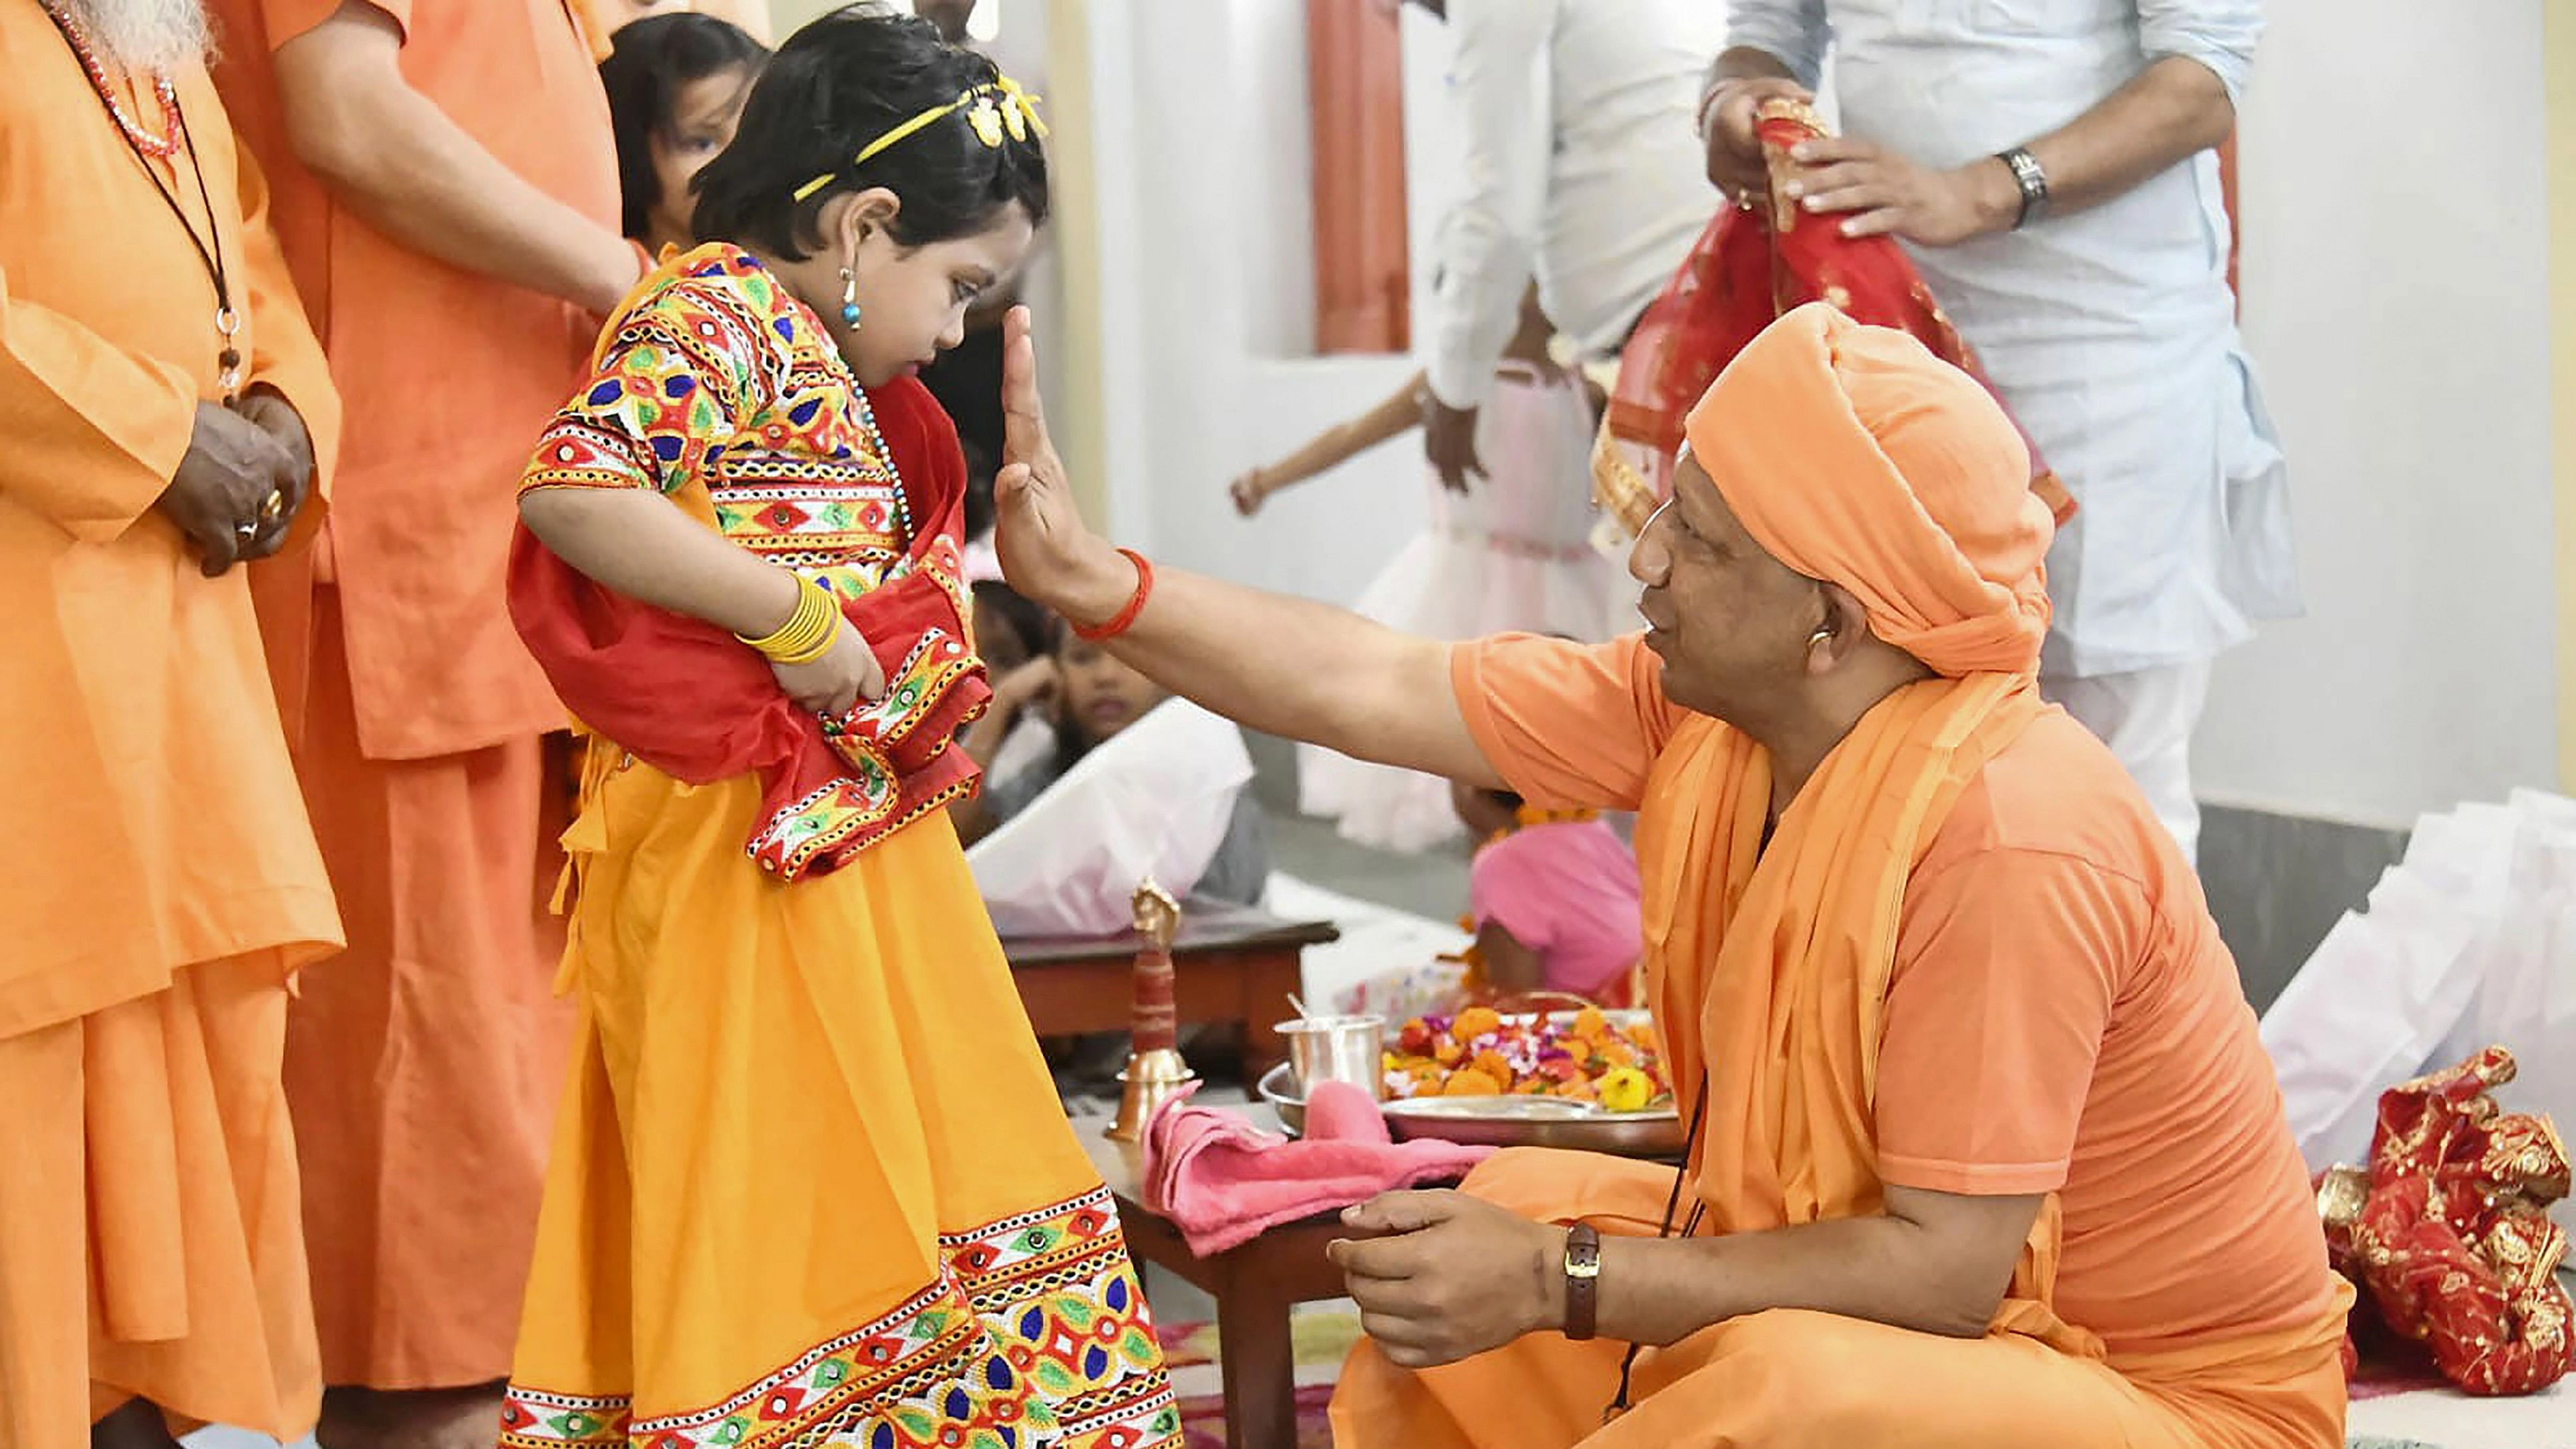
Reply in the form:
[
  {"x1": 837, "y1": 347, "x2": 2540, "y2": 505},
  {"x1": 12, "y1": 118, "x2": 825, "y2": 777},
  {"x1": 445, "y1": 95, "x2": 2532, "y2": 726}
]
[{"x1": 65, "y1": 0, "x2": 212, "y2": 74}]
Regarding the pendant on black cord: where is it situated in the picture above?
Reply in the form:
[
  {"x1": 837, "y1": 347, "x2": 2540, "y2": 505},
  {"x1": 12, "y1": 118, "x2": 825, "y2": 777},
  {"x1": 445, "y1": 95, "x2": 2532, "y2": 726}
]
[{"x1": 217, "y1": 307, "x2": 243, "y2": 400}]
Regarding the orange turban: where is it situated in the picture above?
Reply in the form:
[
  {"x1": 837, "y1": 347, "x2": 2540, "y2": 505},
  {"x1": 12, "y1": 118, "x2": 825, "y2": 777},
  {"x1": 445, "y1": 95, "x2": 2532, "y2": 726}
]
[{"x1": 1684, "y1": 303, "x2": 2054, "y2": 678}]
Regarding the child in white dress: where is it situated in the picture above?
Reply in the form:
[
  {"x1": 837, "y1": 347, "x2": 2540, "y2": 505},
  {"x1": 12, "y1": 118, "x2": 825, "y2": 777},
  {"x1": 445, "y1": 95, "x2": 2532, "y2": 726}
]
[{"x1": 1229, "y1": 291, "x2": 1624, "y2": 851}]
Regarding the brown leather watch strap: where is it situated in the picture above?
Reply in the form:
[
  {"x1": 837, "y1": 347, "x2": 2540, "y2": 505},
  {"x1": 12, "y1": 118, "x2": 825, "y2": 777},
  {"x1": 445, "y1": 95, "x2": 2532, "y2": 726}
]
[{"x1": 1562, "y1": 1223, "x2": 1602, "y2": 1341}]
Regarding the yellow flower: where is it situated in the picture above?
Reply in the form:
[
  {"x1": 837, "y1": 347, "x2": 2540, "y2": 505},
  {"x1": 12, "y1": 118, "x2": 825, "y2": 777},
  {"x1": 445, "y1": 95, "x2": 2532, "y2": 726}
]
[{"x1": 1597, "y1": 1066, "x2": 1653, "y2": 1114}]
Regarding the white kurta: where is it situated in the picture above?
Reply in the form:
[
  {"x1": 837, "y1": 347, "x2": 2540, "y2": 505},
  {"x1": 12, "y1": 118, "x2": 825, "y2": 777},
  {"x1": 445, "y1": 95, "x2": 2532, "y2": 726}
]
[
  {"x1": 1425, "y1": 0, "x2": 1727, "y2": 411},
  {"x1": 1729, "y1": 0, "x2": 2299, "y2": 678}
]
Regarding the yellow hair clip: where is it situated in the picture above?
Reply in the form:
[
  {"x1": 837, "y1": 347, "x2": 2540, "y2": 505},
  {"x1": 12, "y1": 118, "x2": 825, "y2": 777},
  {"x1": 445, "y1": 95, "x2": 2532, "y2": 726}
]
[{"x1": 793, "y1": 74, "x2": 1050, "y2": 203}]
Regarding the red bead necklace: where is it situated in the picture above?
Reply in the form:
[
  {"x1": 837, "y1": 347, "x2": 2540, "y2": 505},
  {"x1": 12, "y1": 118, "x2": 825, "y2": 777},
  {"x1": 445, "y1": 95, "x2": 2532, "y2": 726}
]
[{"x1": 39, "y1": 1, "x2": 184, "y2": 159}]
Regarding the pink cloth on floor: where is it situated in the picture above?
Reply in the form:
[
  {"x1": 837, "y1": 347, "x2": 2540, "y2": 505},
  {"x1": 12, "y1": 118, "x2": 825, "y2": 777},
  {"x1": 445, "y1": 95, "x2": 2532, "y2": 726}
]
[
  {"x1": 1141, "y1": 1081, "x2": 1493, "y2": 1255},
  {"x1": 1470, "y1": 819, "x2": 1644, "y2": 1001}
]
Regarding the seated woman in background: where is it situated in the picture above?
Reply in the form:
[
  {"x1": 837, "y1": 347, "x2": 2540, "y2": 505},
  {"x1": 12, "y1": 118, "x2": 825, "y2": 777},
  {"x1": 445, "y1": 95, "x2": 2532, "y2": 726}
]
[
  {"x1": 599, "y1": 11, "x2": 767, "y2": 255},
  {"x1": 1451, "y1": 783, "x2": 1642, "y2": 1006},
  {"x1": 956, "y1": 624, "x2": 1272, "y2": 906}
]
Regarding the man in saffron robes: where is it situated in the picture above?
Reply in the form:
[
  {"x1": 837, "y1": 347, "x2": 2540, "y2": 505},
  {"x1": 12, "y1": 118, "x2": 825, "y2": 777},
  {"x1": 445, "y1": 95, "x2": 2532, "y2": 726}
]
[
  {"x1": 0, "y1": 0, "x2": 341, "y2": 1444},
  {"x1": 206, "y1": 2, "x2": 631, "y2": 1443},
  {"x1": 992, "y1": 301, "x2": 2351, "y2": 1448}
]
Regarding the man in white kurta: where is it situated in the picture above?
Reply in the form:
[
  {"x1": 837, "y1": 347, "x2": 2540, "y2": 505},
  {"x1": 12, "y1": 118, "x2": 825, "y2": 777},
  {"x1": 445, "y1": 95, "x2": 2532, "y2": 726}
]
[
  {"x1": 1413, "y1": 0, "x2": 1727, "y2": 491},
  {"x1": 1705, "y1": 0, "x2": 2295, "y2": 861}
]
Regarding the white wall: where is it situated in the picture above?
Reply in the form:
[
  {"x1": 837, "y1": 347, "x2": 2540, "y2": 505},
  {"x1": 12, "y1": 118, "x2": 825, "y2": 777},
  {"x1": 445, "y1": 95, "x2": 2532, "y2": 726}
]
[
  {"x1": 2194, "y1": 0, "x2": 2559, "y2": 829},
  {"x1": 1084, "y1": 0, "x2": 1461, "y2": 607},
  {"x1": 1060, "y1": 0, "x2": 2566, "y2": 831}
]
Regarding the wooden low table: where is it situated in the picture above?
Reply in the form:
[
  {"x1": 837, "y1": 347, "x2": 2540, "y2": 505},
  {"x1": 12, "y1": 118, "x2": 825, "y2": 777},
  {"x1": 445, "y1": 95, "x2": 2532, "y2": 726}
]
[
  {"x1": 1004, "y1": 901, "x2": 1339, "y2": 1081},
  {"x1": 1080, "y1": 1105, "x2": 1370, "y2": 1449}
]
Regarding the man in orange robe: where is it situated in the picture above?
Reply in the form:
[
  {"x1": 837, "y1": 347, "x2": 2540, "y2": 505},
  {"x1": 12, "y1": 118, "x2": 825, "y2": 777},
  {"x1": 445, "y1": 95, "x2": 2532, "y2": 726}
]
[
  {"x1": 990, "y1": 301, "x2": 2353, "y2": 1447},
  {"x1": 203, "y1": 3, "x2": 634, "y2": 1444},
  {"x1": 0, "y1": 1, "x2": 343, "y2": 1444}
]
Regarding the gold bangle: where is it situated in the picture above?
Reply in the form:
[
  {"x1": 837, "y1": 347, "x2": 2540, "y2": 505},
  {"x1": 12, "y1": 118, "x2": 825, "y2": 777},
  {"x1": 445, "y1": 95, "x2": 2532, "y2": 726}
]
[
  {"x1": 773, "y1": 581, "x2": 838, "y2": 661},
  {"x1": 766, "y1": 609, "x2": 842, "y2": 666},
  {"x1": 738, "y1": 575, "x2": 841, "y2": 663},
  {"x1": 738, "y1": 577, "x2": 820, "y2": 654}
]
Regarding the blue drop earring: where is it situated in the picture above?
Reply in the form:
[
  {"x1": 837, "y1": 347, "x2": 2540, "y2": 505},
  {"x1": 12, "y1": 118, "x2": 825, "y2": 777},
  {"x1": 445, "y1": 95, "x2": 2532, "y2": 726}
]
[{"x1": 839, "y1": 266, "x2": 861, "y2": 329}]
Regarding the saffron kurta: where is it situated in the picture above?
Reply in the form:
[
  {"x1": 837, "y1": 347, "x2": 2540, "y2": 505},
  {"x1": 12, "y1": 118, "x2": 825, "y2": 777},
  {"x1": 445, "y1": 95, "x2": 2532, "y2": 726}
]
[
  {"x1": 501, "y1": 245, "x2": 1181, "y2": 1449},
  {"x1": 0, "y1": 1, "x2": 343, "y2": 1440},
  {"x1": 207, "y1": 0, "x2": 622, "y2": 1389}
]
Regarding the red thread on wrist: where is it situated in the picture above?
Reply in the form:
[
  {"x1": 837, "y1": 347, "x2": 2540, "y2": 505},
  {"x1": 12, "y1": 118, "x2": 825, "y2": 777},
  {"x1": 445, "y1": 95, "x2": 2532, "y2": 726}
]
[{"x1": 1072, "y1": 548, "x2": 1155, "y2": 642}]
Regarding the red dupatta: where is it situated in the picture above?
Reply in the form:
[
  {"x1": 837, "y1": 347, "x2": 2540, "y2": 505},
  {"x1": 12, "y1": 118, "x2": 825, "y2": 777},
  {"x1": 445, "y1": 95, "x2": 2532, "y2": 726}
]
[
  {"x1": 507, "y1": 374, "x2": 992, "y2": 881},
  {"x1": 1593, "y1": 99, "x2": 2076, "y2": 538}
]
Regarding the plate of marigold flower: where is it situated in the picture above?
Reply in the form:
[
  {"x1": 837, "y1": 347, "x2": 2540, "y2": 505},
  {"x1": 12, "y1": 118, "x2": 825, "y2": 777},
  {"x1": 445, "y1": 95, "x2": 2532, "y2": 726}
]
[{"x1": 1258, "y1": 1006, "x2": 1684, "y2": 1156}]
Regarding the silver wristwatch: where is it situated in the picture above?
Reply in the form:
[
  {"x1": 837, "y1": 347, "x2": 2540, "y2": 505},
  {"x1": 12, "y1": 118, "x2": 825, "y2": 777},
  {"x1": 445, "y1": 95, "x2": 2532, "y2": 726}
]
[{"x1": 1998, "y1": 146, "x2": 2049, "y2": 229}]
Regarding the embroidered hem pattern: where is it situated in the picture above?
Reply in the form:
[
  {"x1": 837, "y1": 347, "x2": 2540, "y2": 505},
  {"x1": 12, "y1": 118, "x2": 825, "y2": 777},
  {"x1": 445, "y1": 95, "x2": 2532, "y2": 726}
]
[
  {"x1": 744, "y1": 759, "x2": 978, "y2": 880},
  {"x1": 838, "y1": 624, "x2": 980, "y2": 762},
  {"x1": 747, "y1": 540, "x2": 990, "y2": 881},
  {"x1": 499, "y1": 1186, "x2": 1182, "y2": 1449},
  {"x1": 742, "y1": 534, "x2": 991, "y2": 880}
]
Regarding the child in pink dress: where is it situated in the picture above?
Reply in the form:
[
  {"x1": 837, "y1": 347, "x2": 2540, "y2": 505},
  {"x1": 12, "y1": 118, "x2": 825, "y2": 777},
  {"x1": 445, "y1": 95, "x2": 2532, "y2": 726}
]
[{"x1": 1452, "y1": 783, "x2": 1643, "y2": 1005}]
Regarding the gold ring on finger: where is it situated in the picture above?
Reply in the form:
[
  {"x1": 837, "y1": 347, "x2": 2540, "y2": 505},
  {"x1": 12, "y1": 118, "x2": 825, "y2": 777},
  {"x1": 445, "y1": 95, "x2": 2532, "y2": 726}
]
[{"x1": 261, "y1": 488, "x2": 285, "y2": 520}]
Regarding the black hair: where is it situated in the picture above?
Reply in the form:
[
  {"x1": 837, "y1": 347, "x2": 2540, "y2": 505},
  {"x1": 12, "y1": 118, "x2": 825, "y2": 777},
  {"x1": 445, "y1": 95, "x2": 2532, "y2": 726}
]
[
  {"x1": 960, "y1": 434, "x2": 998, "y2": 541},
  {"x1": 599, "y1": 13, "x2": 770, "y2": 243},
  {"x1": 1046, "y1": 616, "x2": 1105, "y2": 777},
  {"x1": 691, "y1": 5, "x2": 1049, "y2": 259},
  {"x1": 970, "y1": 579, "x2": 1048, "y2": 664}
]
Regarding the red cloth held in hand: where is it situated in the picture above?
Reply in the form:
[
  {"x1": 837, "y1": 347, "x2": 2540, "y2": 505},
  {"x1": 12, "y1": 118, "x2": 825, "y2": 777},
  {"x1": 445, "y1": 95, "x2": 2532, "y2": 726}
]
[{"x1": 1593, "y1": 98, "x2": 2074, "y2": 539}]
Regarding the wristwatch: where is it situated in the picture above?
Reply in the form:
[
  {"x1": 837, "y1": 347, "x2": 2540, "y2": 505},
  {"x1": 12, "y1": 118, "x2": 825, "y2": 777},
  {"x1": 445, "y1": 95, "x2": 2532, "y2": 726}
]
[
  {"x1": 1562, "y1": 1224, "x2": 1603, "y2": 1341},
  {"x1": 1997, "y1": 146, "x2": 2050, "y2": 229}
]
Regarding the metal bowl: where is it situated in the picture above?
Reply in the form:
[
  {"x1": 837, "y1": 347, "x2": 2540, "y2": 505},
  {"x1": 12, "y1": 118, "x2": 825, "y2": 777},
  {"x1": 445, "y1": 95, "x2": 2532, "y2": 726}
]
[
  {"x1": 1274, "y1": 1014, "x2": 1387, "y2": 1100},
  {"x1": 1256, "y1": 1063, "x2": 1685, "y2": 1159}
]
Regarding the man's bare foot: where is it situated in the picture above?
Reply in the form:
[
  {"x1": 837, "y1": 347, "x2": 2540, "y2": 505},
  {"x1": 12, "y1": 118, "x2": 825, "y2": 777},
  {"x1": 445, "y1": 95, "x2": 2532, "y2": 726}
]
[
  {"x1": 92, "y1": 1398, "x2": 182, "y2": 1449},
  {"x1": 315, "y1": 1383, "x2": 507, "y2": 1449}
]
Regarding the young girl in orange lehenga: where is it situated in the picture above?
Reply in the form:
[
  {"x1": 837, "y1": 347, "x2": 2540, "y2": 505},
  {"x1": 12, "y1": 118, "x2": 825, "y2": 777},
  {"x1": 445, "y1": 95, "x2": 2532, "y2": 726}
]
[{"x1": 498, "y1": 12, "x2": 1179, "y2": 1448}]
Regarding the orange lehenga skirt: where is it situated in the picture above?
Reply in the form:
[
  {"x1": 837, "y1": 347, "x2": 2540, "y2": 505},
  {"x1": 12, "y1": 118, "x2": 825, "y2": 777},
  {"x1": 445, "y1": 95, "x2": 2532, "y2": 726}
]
[{"x1": 500, "y1": 748, "x2": 1181, "y2": 1449}]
